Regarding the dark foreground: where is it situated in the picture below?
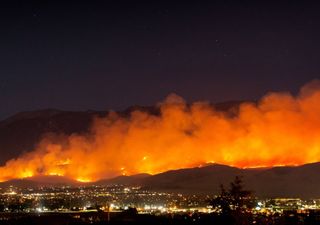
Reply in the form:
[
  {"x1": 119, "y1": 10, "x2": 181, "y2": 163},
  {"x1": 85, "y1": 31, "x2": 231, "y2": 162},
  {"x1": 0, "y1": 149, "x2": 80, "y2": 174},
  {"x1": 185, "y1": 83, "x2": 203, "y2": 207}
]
[{"x1": 0, "y1": 210, "x2": 320, "y2": 225}]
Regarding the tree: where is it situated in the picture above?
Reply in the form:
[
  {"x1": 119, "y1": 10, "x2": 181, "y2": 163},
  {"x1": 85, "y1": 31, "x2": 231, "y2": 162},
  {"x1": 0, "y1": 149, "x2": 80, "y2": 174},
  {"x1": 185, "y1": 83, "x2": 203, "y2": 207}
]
[
  {"x1": 210, "y1": 176, "x2": 255, "y2": 225},
  {"x1": 210, "y1": 184, "x2": 232, "y2": 214},
  {"x1": 229, "y1": 176, "x2": 254, "y2": 211}
]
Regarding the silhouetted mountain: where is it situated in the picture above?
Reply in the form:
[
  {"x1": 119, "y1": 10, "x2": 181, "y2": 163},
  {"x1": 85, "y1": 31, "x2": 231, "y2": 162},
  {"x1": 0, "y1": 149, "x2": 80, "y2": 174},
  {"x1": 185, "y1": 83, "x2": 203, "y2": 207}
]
[
  {"x1": 246, "y1": 162, "x2": 320, "y2": 198},
  {"x1": 94, "y1": 173, "x2": 152, "y2": 186},
  {"x1": 0, "y1": 179, "x2": 39, "y2": 189},
  {"x1": 93, "y1": 163, "x2": 320, "y2": 199},
  {"x1": 0, "y1": 102, "x2": 241, "y2": 165},
  {"x1": 26, "y1": 175, "x2": 81, "y2": 186},
  {"x1": 1, "y1": 163, "x2": 320, "y2": 198},
  {"x1": 0, "y1": 175, "x2": 81, "y2": 188},
  {"x1": 142, "y1": 164, "x2": 248, "y2": 193},
  {"x1": 96, "y1": 164, "x2": 257, "y2": 194}
]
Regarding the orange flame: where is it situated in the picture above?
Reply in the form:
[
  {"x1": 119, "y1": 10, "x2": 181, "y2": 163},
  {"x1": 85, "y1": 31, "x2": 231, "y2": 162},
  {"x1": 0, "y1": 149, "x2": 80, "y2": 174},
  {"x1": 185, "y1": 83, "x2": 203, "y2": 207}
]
[{"x1": 1, "y1": 80, "x2": 320, "y2": 182}]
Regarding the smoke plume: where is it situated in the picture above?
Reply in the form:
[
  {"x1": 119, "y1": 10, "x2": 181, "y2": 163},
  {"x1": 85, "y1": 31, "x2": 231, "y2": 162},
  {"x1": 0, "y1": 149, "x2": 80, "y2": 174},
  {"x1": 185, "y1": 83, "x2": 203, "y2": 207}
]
[{"x1": 1, "y1": 80, "x2": 320, "y2": 182}]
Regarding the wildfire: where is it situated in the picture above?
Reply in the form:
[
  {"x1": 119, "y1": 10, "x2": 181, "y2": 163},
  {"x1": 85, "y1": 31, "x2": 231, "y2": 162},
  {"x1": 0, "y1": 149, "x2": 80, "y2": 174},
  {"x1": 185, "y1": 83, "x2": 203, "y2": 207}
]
[
  {"x1": 1, "y1": 80, "x2": 320, "y2": 182},
  {"x1": 76, "y1": 177, "x2": 92, "y2": 183}
]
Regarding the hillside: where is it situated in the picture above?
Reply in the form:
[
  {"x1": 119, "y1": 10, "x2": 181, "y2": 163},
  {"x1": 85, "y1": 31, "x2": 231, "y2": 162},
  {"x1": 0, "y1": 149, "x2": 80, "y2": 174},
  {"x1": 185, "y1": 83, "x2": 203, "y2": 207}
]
[
  {"x1": 95, "y1": 163, "x2": 320, "y2": 198},
  {"x1": 1, "y1": 163, "x2": 320, "y2": 198}
]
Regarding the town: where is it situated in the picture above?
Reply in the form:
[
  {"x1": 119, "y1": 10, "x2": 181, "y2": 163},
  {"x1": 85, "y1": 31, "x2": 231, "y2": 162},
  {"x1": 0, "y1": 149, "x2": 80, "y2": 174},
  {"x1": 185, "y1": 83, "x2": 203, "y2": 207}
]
[{"x1": 0, "y1": 184, "x2": 320, "y2": 224}]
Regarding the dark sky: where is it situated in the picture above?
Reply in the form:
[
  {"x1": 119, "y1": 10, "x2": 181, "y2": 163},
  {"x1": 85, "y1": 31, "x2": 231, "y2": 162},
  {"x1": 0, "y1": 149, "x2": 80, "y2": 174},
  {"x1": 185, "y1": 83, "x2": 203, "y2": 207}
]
[{"x1": 0, "y1": 1, "x2": 319, "y2": 119}]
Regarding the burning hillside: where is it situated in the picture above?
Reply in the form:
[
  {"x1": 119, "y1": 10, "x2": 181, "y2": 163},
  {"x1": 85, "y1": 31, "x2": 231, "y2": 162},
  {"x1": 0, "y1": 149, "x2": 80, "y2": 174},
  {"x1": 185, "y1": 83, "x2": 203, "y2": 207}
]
[{"x1": 1, "y1": 80, "x2": 320, "y2": 182}]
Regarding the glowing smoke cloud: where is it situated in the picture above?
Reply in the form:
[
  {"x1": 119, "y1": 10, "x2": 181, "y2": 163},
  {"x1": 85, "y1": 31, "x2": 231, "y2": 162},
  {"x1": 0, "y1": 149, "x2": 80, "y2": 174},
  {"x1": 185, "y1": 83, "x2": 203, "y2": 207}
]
[{"x1": 1, "y1": 80, "x2": 320, "y2": 182}]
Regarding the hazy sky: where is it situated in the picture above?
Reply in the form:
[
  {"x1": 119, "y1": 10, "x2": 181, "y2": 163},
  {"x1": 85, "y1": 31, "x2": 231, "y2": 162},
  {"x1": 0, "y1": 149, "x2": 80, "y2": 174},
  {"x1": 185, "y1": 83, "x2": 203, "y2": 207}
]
[{"x1": 0, "y1": 1, "x2": 319, "y2": 119}]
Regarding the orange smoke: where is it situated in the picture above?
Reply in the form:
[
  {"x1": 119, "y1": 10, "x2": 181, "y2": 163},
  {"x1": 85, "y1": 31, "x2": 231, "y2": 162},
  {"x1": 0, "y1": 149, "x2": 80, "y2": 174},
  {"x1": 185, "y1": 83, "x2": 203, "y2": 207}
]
[{"x1": 1, "y1": 80, "x2": 320, "y2": 182}]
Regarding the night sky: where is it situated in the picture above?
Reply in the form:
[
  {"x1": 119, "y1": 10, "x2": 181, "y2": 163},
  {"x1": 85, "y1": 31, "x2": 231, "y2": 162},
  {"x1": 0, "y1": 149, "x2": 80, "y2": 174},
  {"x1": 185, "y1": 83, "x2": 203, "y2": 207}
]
[{"x1": 0, "y1": 1, "x2": 319, "y2": 119}]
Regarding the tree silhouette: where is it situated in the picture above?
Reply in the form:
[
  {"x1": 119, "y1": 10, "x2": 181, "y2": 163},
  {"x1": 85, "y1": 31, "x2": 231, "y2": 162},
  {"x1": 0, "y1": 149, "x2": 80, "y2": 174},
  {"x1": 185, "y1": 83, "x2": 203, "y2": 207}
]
[
  {"x1": 210, "y1": 176, "x2": 255, "y2": 225},
  {"x1": 210, "y1": 184, "x2": 232, "y2": 214},
  {"x1": 229, "y1": 176, "x2": 254, "y2": 211}
]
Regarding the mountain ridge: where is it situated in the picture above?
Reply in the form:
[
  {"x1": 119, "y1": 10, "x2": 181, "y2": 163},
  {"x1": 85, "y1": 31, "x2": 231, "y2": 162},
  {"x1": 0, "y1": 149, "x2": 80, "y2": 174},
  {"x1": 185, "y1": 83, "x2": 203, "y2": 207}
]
[{"x1": 1, "y1": 162, "x2": 320, "y2": 198}]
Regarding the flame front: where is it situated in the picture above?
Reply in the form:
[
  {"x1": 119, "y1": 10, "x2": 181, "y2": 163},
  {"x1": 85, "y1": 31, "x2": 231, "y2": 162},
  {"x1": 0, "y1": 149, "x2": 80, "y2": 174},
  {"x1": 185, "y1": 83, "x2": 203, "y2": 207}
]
[{"x1": 1, "y1": 80, "x2": 320, "y2": 182}]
